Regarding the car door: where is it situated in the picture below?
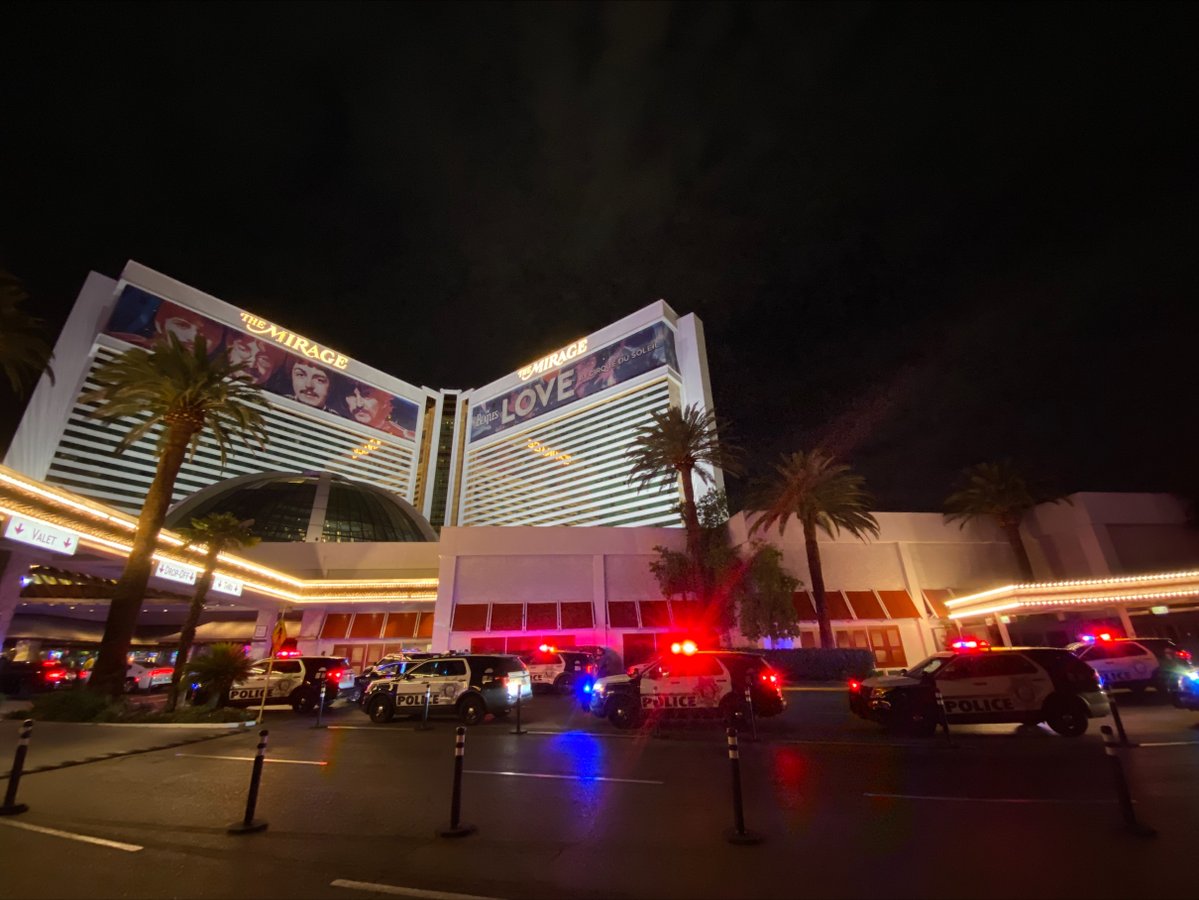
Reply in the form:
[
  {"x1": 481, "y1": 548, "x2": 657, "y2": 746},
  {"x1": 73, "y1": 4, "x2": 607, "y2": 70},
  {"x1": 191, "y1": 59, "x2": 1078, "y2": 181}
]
[
  {"x1": 393, "y1": 660, "x2": 437, "y2": 709},
  {"x1": 934, "y1": 655, "x2": 996, "y2": 720},
  {"x1": 431, "y1": 659, "x2": 469, "y2": 705}
]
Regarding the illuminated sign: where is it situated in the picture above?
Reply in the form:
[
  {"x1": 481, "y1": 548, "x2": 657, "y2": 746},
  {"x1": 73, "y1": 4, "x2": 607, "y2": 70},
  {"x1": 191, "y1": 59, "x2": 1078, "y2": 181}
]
[
  {"x1": 238, "y1": 313, "x2": 349, "y2": 369},
  {"x1": 4, "y1": 515, "x2": 79, "y2": 556},
  {"x1": 518, "y1": 339, "x2": 588, "y2": 380},
  {"x1": 527, "y1": 439, "x2": 573, "y2": 466},
  {"x1": 1150, "y1": 605, "x2": 1169, "y2": 615},
  {"x1": 155, "y1": 559, "x2": 198, "y2": 586},
  {"x1": 214, "y1": 575, "x2": 244, "y2": 597},
  {"x1": 472, "y1": 323, "x2": 678, "y2": 441}
]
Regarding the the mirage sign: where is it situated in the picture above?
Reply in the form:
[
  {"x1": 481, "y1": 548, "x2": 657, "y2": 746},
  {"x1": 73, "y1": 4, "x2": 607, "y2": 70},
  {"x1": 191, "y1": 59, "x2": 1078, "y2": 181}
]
[{"x1": 470, "y1": 322, "x2": 678, "y2": 441}]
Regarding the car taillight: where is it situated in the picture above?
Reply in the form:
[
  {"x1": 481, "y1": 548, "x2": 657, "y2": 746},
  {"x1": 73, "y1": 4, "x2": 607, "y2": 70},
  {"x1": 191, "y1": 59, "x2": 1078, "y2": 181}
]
[
  {"x1": 151, "y1": 668, "x2": 173, "y2": 677},
  {"x1": 1177, "y1": 650, "x2": 1193, "y2": 663},
  {"x1": 44, "y1": 669, "x2": 68, "y2": 682},
  {"x1": 327, "y1": 669, "x2": 344, "y2": 682},
  {"x1": 849, "y1": 680, "x2": 861, "y2": 692}
]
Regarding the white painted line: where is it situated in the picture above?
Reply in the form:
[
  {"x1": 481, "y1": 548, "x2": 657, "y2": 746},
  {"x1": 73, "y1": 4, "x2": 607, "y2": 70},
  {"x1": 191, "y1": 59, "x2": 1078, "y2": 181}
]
[
  {"x1": 96, "y1": 721, "x2": 254, "y2": 730},
  {"x1": 331, "y1": 878, "x2": 504, "y2": 900},
  {"x1": 864, "y1": 792, "x2": 1113, "y2": 805},
  {"x1": 783, "y1": 686, "x2": 846, "y2": 693},
  {"x1": 0, "y1": 819, "x2": 143, "y2": 852},
  {"x1": 524, "y1": 729, "x2": 631, "y2": 739},
  {"x1": 465, "y1": 769, "x2": 662, "y2": 785},
  {"x1": 175, "y1": 753, "x2": 327, "y2": 766},
  {"x1": 1138, "y1": 740, "x2": 1199, "y2": 747},
  {"x1": 780, "y1": 739, "x2": 928, "y2": 748},
  {"x1": 326, "y1": 725, "x2": 380, "y2": 731}
]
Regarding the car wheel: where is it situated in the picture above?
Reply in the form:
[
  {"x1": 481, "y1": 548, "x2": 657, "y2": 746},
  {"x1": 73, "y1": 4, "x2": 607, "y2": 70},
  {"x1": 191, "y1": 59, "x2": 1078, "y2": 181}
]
[
  {"x1": 124, "y1": 677, "x2": 138, "y2": 694},
  {"x1": 458, "y1": 694, "x2": 486, "y2": 726},
  {"x1": 553, "y1": 674, "x2": 573, "y2": 696},
  {"x1": 1046, "y1": 696, "x2": 1088, "y2": 737},
  {"x1": 291, "y1": 689, "x2": 318, "y2": 714},
  {"x1": 368, "y1": 696, "x2": 395, "y2": 724},
  {"x1": 608, "y1": 694, "x2": 639, "y2": 729}
]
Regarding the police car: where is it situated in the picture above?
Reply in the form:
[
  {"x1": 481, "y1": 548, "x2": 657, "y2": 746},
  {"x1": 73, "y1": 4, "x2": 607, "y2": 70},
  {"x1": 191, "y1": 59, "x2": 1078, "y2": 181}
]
[
  {"x1": 849, "y1": 642, "x2": 1110, "y2": 737},
  {"x1": 1067, "y1": 634, "x2": 1193, "y2": 695},
  {"x1": 202, "y1": 655, "x2": 355, "y2": 713},
  {"x1": 354, "y1": 653, "x2": 438, "y2": 701},
  {"x1": 520, "y1": 645, "x2": 595, "y2": 695},
  {"x1": 589, "y1": 642, "x2": 786, "y2": 729},
  {"x1": 360, "y1": 654, "x2": 532, "y2": 726}
]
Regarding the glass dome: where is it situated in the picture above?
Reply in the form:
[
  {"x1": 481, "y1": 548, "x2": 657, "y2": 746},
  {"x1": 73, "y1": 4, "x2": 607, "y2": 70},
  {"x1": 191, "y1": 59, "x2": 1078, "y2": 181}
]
[{"x1": 165, "y1": 472, "x2": 437, "y2": 543}]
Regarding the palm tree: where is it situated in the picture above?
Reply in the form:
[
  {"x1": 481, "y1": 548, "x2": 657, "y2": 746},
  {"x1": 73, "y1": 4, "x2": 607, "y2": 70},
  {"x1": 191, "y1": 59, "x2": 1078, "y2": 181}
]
[
  {"x1": 0, "y1": 268, "x2": 55, "y2": 393},
  {"x1": 84, "y1": 334, "x2": 268, "y2": 696},
  {"x1": 626, "y1": 403, "x2": 743, "y2": 594},
  {"x1": 752, "y1": 448, "x2": 879, "y2": 648},
  {"x1": 187, "y1": 643, "x2": 255, "y2": 708},
  {"x1": 943, "y1": 460, "x2": 1067, "y2": 583},
  {"x1": 164, "y1": 513, "x2": 260, "y2": 712}
]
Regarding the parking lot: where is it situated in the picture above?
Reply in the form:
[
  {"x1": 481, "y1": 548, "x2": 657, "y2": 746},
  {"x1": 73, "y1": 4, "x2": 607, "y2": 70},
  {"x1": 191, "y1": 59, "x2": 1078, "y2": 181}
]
[{"x1": 2, "y1": 689, "x2": 1197, "y2": 899}]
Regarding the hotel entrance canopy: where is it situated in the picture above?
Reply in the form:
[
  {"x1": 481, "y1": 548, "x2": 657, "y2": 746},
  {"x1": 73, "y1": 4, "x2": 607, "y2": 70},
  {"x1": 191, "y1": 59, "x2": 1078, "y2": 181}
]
[{"x1": 945, "y1": 569, "x2": 1199, "y2": 625}]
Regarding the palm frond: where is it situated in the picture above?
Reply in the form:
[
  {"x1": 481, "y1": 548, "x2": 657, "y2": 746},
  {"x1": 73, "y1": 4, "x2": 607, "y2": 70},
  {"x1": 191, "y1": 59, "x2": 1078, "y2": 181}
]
[
  {"x1": 943, "y1": 460, "x2": 1068, "y2": 527},
  {"x1": 624, "y1": 403, "x2": 743, "y2": 493},
  {"x1": 83, "y1": 334, "x2": 268, "y2": 464},
  {"x1": 177, "y1": 512, "x2": 261, "y2": 555},
  {"x1": 751, "y1": 448, "x2": 879, "y2": 541}
]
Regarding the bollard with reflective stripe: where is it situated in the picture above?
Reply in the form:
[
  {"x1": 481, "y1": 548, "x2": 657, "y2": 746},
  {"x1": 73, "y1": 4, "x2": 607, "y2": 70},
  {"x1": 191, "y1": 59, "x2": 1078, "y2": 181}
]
[
  {"x1": 1104, "y1": 689, "x2": 1132, "y2": 746},
  {"x1": 1100, "y1": 725, "x2": 1156, "y2": 838},
  {"x1": 437, "y1": 726, "x2": 476, "y2": 837},
  {"x1": 314, "y1": 668, "x2": 327, "y2": 729},
  {"x1": 0, "y1": 719, "x2": 34, "y2": 816},
  {"x1": 933, "y1": 687, "x2": 956, "y2": 747},
  {"x1": 724, "y1": 727, "x2": 763, "y2": 845},
  {"x1": 415, "y1": 683, "x2": 433, "y2": 731},
  {"x1": 227, "y1": 729, "x2": 269, "y2": 834},
  {"x1": 510, "y1": 684, "x2": 527, "y2": 735}
]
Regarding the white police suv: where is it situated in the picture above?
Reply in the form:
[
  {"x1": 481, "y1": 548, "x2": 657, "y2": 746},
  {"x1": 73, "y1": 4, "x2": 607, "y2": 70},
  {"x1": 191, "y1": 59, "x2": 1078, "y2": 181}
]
[
  {"x1": 360, "y1": 654, "x2": 532, "y2": 726},
  {"x1": 850, "y1": 643, "x2": 1109, "y2": 736},
  {"x1": 1067, "y1": 634, "x2": 1193, "y2": 695},
  {"x1": 589, "y1": 642, "x2": 786, "y2": 729},
  {"x1": 520, "y1": 645, "x2": 595, "y2": 695},
  {"x1": 206, "y1": 655, "x2": 355, "y2": 713}
]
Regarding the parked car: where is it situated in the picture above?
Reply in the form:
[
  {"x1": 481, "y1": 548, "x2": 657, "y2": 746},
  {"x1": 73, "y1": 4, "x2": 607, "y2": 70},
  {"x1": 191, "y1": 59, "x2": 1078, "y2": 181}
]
[
  {"x1": 0, "y1": 659, "x2": 74, "y2": 696},
  {"x1": 360, "y1": 654, "x2": 532, "y2": 726},
  {"x1": 1067, "y1": 635, "x2": 1193, "y2": 695}
]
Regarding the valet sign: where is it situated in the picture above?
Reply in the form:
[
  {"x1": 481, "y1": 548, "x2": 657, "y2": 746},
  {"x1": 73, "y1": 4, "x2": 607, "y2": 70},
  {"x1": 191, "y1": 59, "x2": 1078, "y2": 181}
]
[{"x1": 4, "y1": 515, "x2": 79, "y2": 556}]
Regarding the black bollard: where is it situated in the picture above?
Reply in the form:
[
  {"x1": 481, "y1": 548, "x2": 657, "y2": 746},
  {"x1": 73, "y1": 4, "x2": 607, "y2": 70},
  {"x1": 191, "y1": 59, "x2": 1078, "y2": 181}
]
[
  {"x1": 227, "y1": 729, "x2": 270, "y2": 834},
  {"x1": 743, "y1": 680, "x2": 758, "y2": 742},
  {"x1": 510, "y1": 684, "x2": 527, "y2": 735},
  {"x1": 933, "y1": 687, "x2": 956, "y2": 747},
  {"x1": 1100, "y1": 725, "x2": 1156, "y2": 838},
  {"x1": 0, "y1": 719, "x2": 33, "y2": 816},
  {"x1": 724, "y1": 727, "x2": 763, "y2": 845},
  {"x1": 1106, "y1": 691, "x2": 1132, "y2": 746},
  {"x1": 437, "y1": 726, "x2": 476, "y2": 837},
  {"x1": 313, "y1": 668, "x2": 327, "y2": 729},
  {"x1": 415, "y1": 683, "x2": 433, "y2": 731}
]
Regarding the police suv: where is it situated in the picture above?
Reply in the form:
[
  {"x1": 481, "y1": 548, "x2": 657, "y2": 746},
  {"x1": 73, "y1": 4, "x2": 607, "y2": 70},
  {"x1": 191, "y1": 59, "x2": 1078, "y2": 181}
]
[
  {"x1": 850, "y1": 644, "x2": 1109, "y2": 737},
  {"x1": 203, "y1": 656, "x2": 355, "y2": 713},
  {"x1": 589, "y1": 645, "x2": 786, "y2": 729},
  {"x1": 360, "y1": 654, "x2": 532, "y2": 726},
  {"x1": 1067, "y1": 635, "x2": 1192, "y2": 696},
  {"x1": 520, "y1": 645, "x2": 595, "y2": 695}
]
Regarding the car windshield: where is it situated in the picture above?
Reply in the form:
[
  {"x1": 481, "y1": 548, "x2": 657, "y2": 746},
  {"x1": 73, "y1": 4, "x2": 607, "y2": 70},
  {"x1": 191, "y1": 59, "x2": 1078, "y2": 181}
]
[{"x1": 904, "y1": 655, "x2": 950, "y2": 678}]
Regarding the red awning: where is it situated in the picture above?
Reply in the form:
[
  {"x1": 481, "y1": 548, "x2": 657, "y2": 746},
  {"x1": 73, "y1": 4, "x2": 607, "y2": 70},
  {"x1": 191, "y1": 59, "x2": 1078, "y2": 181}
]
[
  {"x1": 845, "y1": 590, "x2": 886, "y2": 619},
  {"x1": 877, "y1": 590, "x2": 922, "y2": 619}
]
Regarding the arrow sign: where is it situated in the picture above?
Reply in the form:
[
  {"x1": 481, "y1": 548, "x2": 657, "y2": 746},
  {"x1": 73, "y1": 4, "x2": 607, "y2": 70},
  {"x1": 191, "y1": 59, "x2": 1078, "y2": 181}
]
[{"x1": 4, "y1": 515, "x2": 80, "y2": 556}]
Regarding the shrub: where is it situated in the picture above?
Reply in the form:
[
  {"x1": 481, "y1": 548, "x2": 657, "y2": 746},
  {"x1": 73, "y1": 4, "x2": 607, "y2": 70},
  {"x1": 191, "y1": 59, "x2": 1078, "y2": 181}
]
[
  {"x1": 14, "y1": 689, "x2": 119, "y2": 721},
  {"x1": 743, "y1": 648, "x2": 876, "y2": 682}
]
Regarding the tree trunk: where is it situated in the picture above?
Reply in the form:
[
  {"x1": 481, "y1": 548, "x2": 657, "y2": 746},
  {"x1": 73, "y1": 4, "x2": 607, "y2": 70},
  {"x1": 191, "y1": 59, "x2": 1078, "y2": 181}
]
[
  {"x1": 803, "y1": 519, "x2": 834, "y2": 649},
  {"x1": 1001, "y1": 519, "x2": 1035, "y2": 582},
  {"x1": 165, "y1": 547, "x2": 217, "y2": 713},
  {"x1": 89, "y1": 424, "x2": 194, "y2": 697},
  {"x1": 678, "y1": 465, "x2": 710, "y2": 603}
]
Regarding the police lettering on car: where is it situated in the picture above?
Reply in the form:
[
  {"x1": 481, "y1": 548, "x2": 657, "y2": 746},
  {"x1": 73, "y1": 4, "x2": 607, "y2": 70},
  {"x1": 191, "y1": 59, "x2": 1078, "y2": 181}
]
[
  {"x1": 849, "y1": 641, "x2": 1111, "y2": 737},
  {"x1": 360, "y1": 654, "x2": 532, "y2": 726},
  {"x1": 208, "y1": 654, "x2": 355, "y2": 714}
]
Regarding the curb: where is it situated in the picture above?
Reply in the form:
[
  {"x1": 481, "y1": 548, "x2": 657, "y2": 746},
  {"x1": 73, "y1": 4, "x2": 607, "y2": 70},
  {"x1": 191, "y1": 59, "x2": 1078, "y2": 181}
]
[
  {"x1": 0, "y1": 728, "x2": 246, "y2": 780},
  {"x1": 94, "y1": 721, "x2": 256, "y2": 730}
]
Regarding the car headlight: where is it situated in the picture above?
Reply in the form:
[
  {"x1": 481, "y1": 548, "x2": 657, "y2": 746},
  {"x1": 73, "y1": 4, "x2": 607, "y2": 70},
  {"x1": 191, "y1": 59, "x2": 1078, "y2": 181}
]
[{"x1": 593, "y1": 683, "x2": 605, "y2": 695}]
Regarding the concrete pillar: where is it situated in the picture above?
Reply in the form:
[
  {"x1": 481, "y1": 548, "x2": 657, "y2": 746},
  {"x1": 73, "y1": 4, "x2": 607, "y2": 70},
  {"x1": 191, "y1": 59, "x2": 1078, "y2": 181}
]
[
  {"x1": 0, "y1": 550, "x2": 34, "y2": 651},
  {"x1": 249, "y1": 608, "x2": 280, "y2": 659},
  {"x1": 592, "y1": 554, "x2": 608, "y2": 649},
  {"x1": 995, "y1": 615, "x2": 1013, "y2": 647},
  {"x1": 1116, "y1": 605, "x2": 1137, "y2": 639},
  {"x1": 432, "y1": 553, "x2": 457, "y2": 653},
  {"x1": 894, "y1": 543, "x2": 935, "y2": 657}
]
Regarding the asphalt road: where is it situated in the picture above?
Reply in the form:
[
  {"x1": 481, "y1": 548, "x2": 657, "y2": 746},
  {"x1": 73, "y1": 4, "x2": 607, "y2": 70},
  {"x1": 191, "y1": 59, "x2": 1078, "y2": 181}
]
[{"x1": 1, "y1": 690, "x2": 1196, "y2": 900}]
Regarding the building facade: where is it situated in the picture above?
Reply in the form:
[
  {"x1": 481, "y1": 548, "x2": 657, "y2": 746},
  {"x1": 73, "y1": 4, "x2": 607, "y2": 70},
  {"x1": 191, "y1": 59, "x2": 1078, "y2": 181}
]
[{"x1": 5, "y1": 262, "x2": 718, "y2": 529}]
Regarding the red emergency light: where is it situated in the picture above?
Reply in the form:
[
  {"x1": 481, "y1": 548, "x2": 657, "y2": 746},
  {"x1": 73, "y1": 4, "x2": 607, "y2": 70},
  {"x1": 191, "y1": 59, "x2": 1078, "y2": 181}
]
[
  {"x1": 848, "y1": 679, "x2": 861, "y2": 693},
  {"x1": 276, "y1": 648, "x2": 302, "y2": 658},
  {"x1": 538, "y1": 643, "x2": 557, "y2": 654},
  {"x1": 951, "y1": 639, "x2": 989, "y2": 651},
  {"x1": 670, "y1": 640, "x2": 698, "y2": 656}
]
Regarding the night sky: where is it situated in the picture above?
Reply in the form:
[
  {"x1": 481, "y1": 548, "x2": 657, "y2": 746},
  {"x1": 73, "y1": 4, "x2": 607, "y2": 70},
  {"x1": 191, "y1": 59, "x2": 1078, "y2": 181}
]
[{"x1": 2, "y1": 2, "x2": 1196, "y2": 511}]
